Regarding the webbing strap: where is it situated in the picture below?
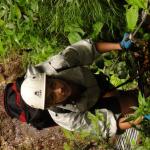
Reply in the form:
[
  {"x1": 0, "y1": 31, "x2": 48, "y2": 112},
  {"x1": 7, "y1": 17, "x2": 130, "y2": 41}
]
[
  {"x1": 11, "y1": 82, "x2": 27, "y2": 122},
  {"x1": 19, "y1": 112, "x2": 26, "y2": 122},
  {"x1": 12, "y1": 82, "x2": 20, "y2": 107}
]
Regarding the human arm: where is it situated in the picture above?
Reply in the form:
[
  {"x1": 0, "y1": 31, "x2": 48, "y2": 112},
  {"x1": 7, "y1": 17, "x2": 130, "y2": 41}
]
[
  {"x1": 95, "y1": 33, "x2": 132, "y2": 53},
  {"x1": 25, "y1": 39, "x2": 99, "y2": 75},
  {"x1": 50, "y1": 35, "x2": 131, "y2": 69},
  {"x1": 26, "y1": 33, "x2": 132, "y2": 74},
  {"x1": 95, "y1": 42, "x2": 122, "y2": 53},
  {"x1": 58, "y1": 33, "x2": 132, "y2": 67},
  {"x1": 118, "y1": 116, "x2": 143, "y2": 130},
  {"x1": 48, "y1": 108, "x2": 117, "y2": 138},
  {"x1": 118, "y1": 114, "x2": 150, "y2": 130}
]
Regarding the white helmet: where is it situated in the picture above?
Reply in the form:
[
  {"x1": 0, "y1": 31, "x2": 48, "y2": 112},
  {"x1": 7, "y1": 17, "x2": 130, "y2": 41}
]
[{"x1": 21, "y1": 73, "x2": 46, "y2": 110}]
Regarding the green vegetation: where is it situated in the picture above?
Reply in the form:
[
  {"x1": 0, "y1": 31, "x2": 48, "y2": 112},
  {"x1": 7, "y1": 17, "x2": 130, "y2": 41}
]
[
  {"x1": 63, "y1": 110, "x2": 115, "y2": 150},
  {"x1": 0, "y1": 0, "x2": 150, "y2": 149},
  {"x1": 0, "y1": 0, "x2": 125, "y2": 63}
]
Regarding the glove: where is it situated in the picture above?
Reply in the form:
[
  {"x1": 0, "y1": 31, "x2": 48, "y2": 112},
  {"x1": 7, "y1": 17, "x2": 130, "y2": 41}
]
[
  {"x1": 120, "y1": 33, "x2": 132, "y2": 49},
  {"x1": 144, "y1": 114, "x2": 150, "y2": 120}
]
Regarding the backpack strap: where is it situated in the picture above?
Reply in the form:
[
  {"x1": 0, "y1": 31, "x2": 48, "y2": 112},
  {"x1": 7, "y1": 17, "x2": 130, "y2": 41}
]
[
  {"x1": 4, "y1": 82, "x2": 27, "y2": 122},
  {"x1": 11, "y1": 82, "x2": 27, "y2": 122},
  {"x1": 12, "y1": 82, "x2": 20, "y2": 107}
]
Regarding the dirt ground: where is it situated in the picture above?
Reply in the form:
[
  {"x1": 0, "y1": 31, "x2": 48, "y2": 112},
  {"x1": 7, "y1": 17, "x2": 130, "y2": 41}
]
[
  {"x1": 0, "y1": 54, "x2": 67, "y2": 150},
  {"x1": 0, "y1": 91, "x2": 67, "y2": 150}
]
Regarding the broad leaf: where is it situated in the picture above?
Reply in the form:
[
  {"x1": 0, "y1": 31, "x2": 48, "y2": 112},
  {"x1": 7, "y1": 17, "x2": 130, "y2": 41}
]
[
  {"x1": 68, "y1": 32, "x2": 81, "y2": 44},
  {"x1": 0, "y1": 19, "x2": 5, "y2": 27},
  {"x1": 126, "y1": 0, "x2": 148, "y2": 9},
  {"x1": 0, "y1": 10, "x2": 7, "y2": 18},
  {"x1": 126, "y1": 5, "x2": 139, "y2": 31},
  {"x1": 64, "y1": 24, "x2": 85, "y2": 36},
  {"x1": 92, "y1": 22, "x2": 103, "y2": 39}
]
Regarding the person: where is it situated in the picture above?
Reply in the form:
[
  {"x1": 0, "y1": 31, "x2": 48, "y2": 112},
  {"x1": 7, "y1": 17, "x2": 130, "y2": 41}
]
[{"x1": 20, "y1": 33, "x2": 150, "y2": 138}]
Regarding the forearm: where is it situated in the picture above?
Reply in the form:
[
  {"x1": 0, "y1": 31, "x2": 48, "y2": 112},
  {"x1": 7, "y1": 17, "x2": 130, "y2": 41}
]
[
  {"x1": 95, "y1": 42, "x2": 122, "y2": 53},
  {"x1": 118, "y1": 116, "x2": 143, "y2": 130}
]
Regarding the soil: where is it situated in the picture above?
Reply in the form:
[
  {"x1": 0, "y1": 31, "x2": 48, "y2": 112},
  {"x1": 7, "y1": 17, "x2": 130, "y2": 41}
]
[
  {"x1": 0, "y1": 92, "x2": 67, "y2": 150},
  {"x1": 0, "y1": 54, "x2": 67, "y2": 150}
]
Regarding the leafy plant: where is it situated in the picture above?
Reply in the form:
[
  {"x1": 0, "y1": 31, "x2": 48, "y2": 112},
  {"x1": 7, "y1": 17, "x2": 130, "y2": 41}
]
[
  {"x1": 133, "y1": 92, "x2": 150, "y2": 118},
  {"x1": 39, "y1": 0, "x2": 125, "y2": 43},
  {"x1": 63, "y1": 110, "x2": 114, "y2": 150},
  {"x1": 126, "y1": 0, "x2": 149, "y2": 9},
  {"x1": 126, "y1": 5, "x2": 139, "y2": 31},
  {"x1": 125, "y1": 0, "x2": 149, "y2": 31},
  {"x1": 0, "y1": 0, "x2": 150, "y2": 149}
]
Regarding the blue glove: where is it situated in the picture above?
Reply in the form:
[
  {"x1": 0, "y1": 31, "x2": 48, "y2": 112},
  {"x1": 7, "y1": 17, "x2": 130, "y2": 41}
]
[
  {"x1": 144, "y1": 114, "x2": 150, "y2": 120},
  {"x1": 120, "y1": 33, "x2": 132, "y2": 49}
]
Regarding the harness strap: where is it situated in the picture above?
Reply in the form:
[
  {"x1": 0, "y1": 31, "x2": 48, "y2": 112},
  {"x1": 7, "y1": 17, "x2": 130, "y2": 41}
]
[
  {"x1": 19, "y1": 112, "x2": 27, "y2": 122},
  {"x1": 11, "y1": 82, "x2": 27, "y2": 122},
  {"x1": 12, "y1": 82, "x2": 20, "y2": 107}
]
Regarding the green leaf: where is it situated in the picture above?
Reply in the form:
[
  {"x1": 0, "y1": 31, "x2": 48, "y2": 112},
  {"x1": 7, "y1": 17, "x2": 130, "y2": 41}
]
[
  {"x1": 92, "y1": 22, "x2": 103, "y2": 39},
  {"x1": 87, "y1": 112, "x2": 100, "y2": 135},
  {"x1": 0, "y1": 10, "x2": 7, "y2": 18},
  {"x1": 62, "y1": 129, "x2": 75, "y2": 140},
  {"x1": 11, "y1": 4, "x2": 22, "y2": 19},
  {"x1": 64, "y1": 24, "x2": 85, "y2": 36},
  {"x1": 68, "y1": 32, "x2": 81, "y2": 44},
  {"x1": 15, "y1": 0, "x2": 28, "y2": 6},
  {"x1": 110, "y1": 74, "x2": 125, "y2": 87},
  {"x1": 64, "y1": 143, "x2": 71, "y2": 150},
  {"x1": 6, "y1": 0, "x2": 13, "y2": 5},
  {"x1": 138, "y1": 91, "x2": 146, "y2": 106},
  {"x1": 17, "y1": 32, "x2": 24, "y2": 41},
  {"x1": 126, "y1": 5, "x2": 139, "y2": 31},
  {"x1": 31, "y1": 1, "x2": 39, "y2": 12},
  {"x1": 4, "y1": 28, "x2": 14, "y2": 35},
  {"x1": 79, "y1": 131, "x2": 91, "y2": 139},
  {"x1": 14, "y1": 35, "x2": 20, "y2": 45},
  {"x1": 6, "y1": 23, "x2": 15, "y2": 29},
  {"x1": 95, "y1": 110, "x2": 104, "y2": 121},
  {"x1": 66, "y1": 0, "x2": 73, "y2": 3},
  {"x1": 14, "y1": 5, "x2": 22, "y2": 19},
  {"x1": 0, "y1": 39, "x2": 5, "y2": 55},
  {"x1": 126, "y1": 0, "x2": 148, "y2": 9},
  {"x1": 0, "y1": 19, "x2": 5, "y2": 27},
  {"x1": 143, "y1": 33, "x2": 150, "y2": 40}
]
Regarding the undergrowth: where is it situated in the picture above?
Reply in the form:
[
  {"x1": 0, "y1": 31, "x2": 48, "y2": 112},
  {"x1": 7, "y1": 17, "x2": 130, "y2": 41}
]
[{"x1": 0, "y1": 0, "x2": 150, "y2": 149}]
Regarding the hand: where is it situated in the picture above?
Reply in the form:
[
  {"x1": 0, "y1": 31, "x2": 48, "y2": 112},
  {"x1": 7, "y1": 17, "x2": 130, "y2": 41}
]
[
  {"x1": 144, "y1": 114, "x2": 150, "y2": 120},
  {"x1": 120, "y1": 33, "x2": 132, "y2": 49}
]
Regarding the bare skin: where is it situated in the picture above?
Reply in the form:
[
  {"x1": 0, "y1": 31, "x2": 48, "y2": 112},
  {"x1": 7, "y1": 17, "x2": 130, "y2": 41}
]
[
  {"x1": 95, "y1": 42, "x2": 122, "y2": 53},
  {"x1": 45, "y1": 78, "x2": 72, "y2": 107},
  {"x1": 102, "y1": 89, "x2": 144, "y2": 130},
  {"x1": 118, "y1": 116, "x2": 144, "y2": 130},
  {"x1": 45, "y1": 78, "x2": 83, "y2": 107}
]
